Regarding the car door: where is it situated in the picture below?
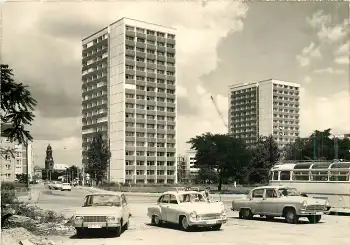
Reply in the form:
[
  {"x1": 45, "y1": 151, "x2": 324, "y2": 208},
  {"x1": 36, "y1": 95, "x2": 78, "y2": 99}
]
[
  {"x1": 159, "y1": 194, "x2": 170, "y2": 222},
  {"x1": 251, "y1": 189, "x2": 264, "y2": 214},
  {"x1": 166, "y1": 194, "x2": 179, "y2": 223},
  {"x1": 121, "y1": 194, "x2": 130, "y2": 224},
  {"x1": 262, "y1": 189, "x2": 278, "y2": 215}
]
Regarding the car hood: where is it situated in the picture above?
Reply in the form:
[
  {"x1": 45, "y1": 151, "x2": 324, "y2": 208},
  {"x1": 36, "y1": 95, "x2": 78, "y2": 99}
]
[
  {"x1": 180, "y1": 202, "x2": 224, "y2": 215},
  {"x1": 283, "y1": 196, "x2": 326, "y2": 205},
  {"x1": 74, "y1": 206, "x2": 122, "y2": 216}
]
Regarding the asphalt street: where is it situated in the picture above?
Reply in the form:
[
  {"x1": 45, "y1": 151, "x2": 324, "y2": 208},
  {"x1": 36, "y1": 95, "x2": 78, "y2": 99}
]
[{"x1": 29, "y1": 185, "x2": 350, "y2": 245}]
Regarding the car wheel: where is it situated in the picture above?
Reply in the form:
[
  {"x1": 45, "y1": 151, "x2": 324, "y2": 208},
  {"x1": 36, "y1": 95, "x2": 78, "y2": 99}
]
[
  {"x1": 180, "y1": 216, "x2": 190, "y2": 231},
  {"x1": 124, "y1": 220, "x2": 129, "y2": 231},
  {"x1": 211, "y1": 224, "x2": 222, "y2": 231},
  {"x1": 151, "y1": 215, "x2": 162, "y2": 226},
  {"x1": 308, "y1": 215, "x2": 321, "y2": 224},
  {"x1": 284, "y1": 208, "x2": 299, "y2": 224},
  {"x1": 240, "y1": 208, "x2": 253, "y2": 219}
]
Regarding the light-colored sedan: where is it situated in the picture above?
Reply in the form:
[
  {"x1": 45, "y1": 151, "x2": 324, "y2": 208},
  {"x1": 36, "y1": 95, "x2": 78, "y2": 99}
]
[
  {"x1": 73, "y1": 192, "x2": 131, "y2": 237},
  {"x1": 231, "y1": 186, "x2": 329, "y2": 224},
  {"x1": 147, "y1": 188, "x2": 227, "y2": 231},
  {"x1": 60, "y1": 183, "x2": 71, "y2": 191},
  {"x1": 48, "y1": 181, "x2": 62, "y2": 190}
]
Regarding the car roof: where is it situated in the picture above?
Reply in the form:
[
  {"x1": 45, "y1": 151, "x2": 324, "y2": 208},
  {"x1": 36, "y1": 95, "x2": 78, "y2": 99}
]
[
  {"x1": 162, "y1": 191, "x2": 202, "y2": 195},
  {"x1": 86, "y1": 192, "x2": 122, "y2": 197}
]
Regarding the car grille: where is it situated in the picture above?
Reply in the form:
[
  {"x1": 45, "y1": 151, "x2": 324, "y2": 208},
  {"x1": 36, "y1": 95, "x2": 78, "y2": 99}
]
[
  {"x1": 83, "y1": 216, "x2": 106, "y2": 222},
  {"x1": 306, "y1": 205, "x2": 324, "y2": 211},
  {"x1": 199, "y1": 213, "x2": 221, "y2": 220}
]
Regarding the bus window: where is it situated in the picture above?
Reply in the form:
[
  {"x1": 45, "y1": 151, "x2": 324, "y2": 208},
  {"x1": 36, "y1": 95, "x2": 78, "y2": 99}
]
[
  {"x1": 310, "y1": 171, "x2": 328, "y2": 181},
  {"x1": 329, "y1": 171, "x2": 350, "y2": 181},
  {"x1": 273, "y1": 171, "x2": 279, "y2": 180},
  {"x1": 292, "y1": 171, "x2": 309, "y2": 181},
  {"x1": 280, "y1": 171, "x2": 290, "y2": 181}
]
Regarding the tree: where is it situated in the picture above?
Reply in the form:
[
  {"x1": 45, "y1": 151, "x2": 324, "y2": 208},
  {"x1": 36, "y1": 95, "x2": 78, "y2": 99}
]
[
  {"x1": 1, "y1": 64, "x2": 37, "y2": 157},
  {"x1": 248, "y1": 135, "x2": 280, "y2": 184},
  {"x1": 86, "y1": 132, "x2": 111, "y2": 185},
  {"x1": 187, "y1": 133, "x2": 250, "y2": 191},
  {"x1": 16, "y1": 173, "x2": 28, "y2": 183},
  {"x1": 67, "y1": 165, "x2": 79, "y2": 180},
  {"x1": 196, "y1": 166, "x2": 218, "y2": 184}
]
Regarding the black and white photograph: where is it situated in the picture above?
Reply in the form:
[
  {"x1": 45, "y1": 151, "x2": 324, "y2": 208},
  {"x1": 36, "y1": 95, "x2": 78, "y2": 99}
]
[{"x1": 1, "y1": 1, "x2": 349, "y2": 245}]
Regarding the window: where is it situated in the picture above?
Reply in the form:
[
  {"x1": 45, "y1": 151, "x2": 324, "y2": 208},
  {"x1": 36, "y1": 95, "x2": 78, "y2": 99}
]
[
  {"x1": 252, "y1": 189, "x2": 264, "y2": 198},
  {"x1": 311, "y1": 171, "x2": 328, "y2": 181},
  {"x1": 265, "y1": 189, "x2": 278, "y2": 198},
  {"x1": 280, "y1": 171, "x2": 290, "y2": 180},
  {"x1": 169, "y1": 194, "x2": 178, "y2": 204},
  {"x1": 159, "y1": 194, "x2": 170, "y2": 203},
  {"x1": 329, "y1": 171, "x2": 349, "y2": 181},
  {"x1": 136, "y1": 151, "x2": 144, "y2": 156},
  {"x1": 292, "y1": 171, "x2": 309, "y2": 181},
  {"x1": 126, "y1": 151, "x2": 134, "y2": 156}
]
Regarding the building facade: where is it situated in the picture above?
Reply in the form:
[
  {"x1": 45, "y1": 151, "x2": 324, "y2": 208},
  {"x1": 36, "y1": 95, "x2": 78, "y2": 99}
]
[
  {"x1": 81, "y1": 17, "x2": 177, "y2": 184},
  {"x1": 0, "y1": 137, "x2": 33, "y2": 182},
  {"x1": 229, "y1": 79, "x2": 300, "y2": 148}
]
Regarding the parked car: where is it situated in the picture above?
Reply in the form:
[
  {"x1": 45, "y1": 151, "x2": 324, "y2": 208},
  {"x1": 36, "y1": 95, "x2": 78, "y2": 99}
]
[
  {"x1": 73, "y1": 192, "x2": 131, "y2": 237},
  {"x1": 231, "y1": 185, "x2": 329, "y2": 224},
  {"x1": 61, "y1": 183, "x2": 72, "y2": 191},
  {"x1": 48, "y1": 181, "x2": 62, "y2": 190},
  {"x1": 147, "y1": 187, "x2": 227, "y2": 231}
]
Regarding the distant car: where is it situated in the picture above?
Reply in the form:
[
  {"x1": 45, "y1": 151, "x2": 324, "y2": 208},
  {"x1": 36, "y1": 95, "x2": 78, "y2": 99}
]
[
  {"x1": 48, "y1": 181, "x2": 62, "y2": 190},
  {"x1": 147, "y1": 187, "x2": 227, "y2": 231},
  {"x1": 231, "y1": 186, "x2": 329, "y2": 224},
  {"x1": 61, "y1": 183, "x2": 72, "y2": 191},
  {"x1": 73, "y1": 192, "x2": 131, "y2": 237}
]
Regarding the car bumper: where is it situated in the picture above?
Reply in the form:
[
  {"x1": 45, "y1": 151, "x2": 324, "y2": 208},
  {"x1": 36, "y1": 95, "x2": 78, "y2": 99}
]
[
  {"x1": 74, "y1": 222, "x2": 120, "y2": 228},
  {"x1": 298, "y1": 210, "x2": 325, "y2": 216},
  {"x1": 189, "y1": 218, "x2": 227, "y2": 227}
]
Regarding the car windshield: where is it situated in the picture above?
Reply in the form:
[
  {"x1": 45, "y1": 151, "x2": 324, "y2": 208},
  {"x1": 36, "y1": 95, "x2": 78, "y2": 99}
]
[
  {"x1": 87, "y1": 195, "x2": 121, "y2": 207},
  {"x1": 278, "y1": 188, "x2": 300, "y2": 197},
  {"x1": 179, "y1": 193, "x2": 206, "y2": 203}
]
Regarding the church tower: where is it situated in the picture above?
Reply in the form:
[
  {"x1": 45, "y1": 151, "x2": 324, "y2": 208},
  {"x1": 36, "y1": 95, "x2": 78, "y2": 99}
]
[{"x1": 44, "y1": 144, "x2": 54, "y2": 170}]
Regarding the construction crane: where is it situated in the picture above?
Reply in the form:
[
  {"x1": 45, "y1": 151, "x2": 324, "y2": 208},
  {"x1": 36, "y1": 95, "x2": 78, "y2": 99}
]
[{"x1": 210, "y1": 95, "x2": 228, "y2": 129}]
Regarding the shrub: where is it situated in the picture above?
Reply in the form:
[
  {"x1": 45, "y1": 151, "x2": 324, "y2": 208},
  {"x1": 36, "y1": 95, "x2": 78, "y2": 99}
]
[{"x1": 1, "y1": 182, "x2": 17, "y2": 206}]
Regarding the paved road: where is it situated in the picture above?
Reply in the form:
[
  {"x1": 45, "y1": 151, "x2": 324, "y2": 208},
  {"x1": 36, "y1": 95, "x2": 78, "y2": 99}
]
[{"x1": 33, "y1": 186, "x2": 350, "y2": 245}]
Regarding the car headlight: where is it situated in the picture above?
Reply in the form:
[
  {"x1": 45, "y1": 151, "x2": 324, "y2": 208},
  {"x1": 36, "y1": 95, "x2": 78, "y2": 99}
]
[
  {"x1": 106, "y1": 216, "x2": 119, "y2": 223},
  {"x1": 324, "y1": 200, "x2": 330, "y2": 208},
  {"x1": 301, "y1": 200, "x2": 307, "y2": 210},
  {"x1": 75, "y1": 216, "x2": 83, "y2": 222},
  {"x1": 221, "y1": 210, "x2": 227, "y2": 217},
  {"x1": 189, "y1": 211, "x2": 197, "y2": 220}
]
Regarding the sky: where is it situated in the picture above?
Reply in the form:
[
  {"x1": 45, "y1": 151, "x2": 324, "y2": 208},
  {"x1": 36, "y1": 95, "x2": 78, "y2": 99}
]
[{"x1": 2, "y1": 1, "x2": 349, "y2": 168}]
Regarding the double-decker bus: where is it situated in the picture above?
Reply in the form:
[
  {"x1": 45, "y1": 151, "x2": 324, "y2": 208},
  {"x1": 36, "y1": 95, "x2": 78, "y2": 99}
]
[{"x1": 269, "y1": 160, "x2": 350, "y2": 209}]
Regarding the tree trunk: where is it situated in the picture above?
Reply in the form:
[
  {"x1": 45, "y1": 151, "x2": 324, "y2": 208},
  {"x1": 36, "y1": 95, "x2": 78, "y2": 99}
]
[{"x1": 218, "y1": 177, "x2": 223, "y2": 192}]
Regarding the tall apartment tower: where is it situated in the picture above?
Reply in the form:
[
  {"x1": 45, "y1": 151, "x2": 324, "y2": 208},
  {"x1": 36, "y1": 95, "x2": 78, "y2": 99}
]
[
  {"x1": 81, "y1": 18, "x2": 177, "y2": 184},
  {"x1": 228, "y1": 79, "x2": 300, "y2": 148}
]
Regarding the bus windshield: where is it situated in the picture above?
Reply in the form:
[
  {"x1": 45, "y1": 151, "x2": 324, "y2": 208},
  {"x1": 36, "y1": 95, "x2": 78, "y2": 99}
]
[{"x1": 278, "y1": 188, "x2": 300, "y2": 197}]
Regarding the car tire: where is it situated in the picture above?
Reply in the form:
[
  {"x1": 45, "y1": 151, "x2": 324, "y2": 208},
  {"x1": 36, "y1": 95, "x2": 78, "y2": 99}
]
[
  {"x1": 124, "y1": 221, "x2": 129, "y2": 231},
  {"x1": 240, "y1": 208, "x2": 253, "y2": 219},
  {"x1": 151, "y1": 215, "x2": 162, "y2": 226},
  {"x1": 180, "y1": 216, "x2": 190, "y2": 231},
  {"x1": 308, "y1": 215, "x2": 321, "y2": 224},
  {"x1": 284, "y1": 208, "x2": 299, "y2": 224},
  {"x1": 211, "y1": 224, "x2": 222, "y2": 231}
]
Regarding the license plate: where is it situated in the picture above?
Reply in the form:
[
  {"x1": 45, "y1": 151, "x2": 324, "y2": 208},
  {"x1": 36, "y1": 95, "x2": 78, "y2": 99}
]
[
  {"x1": 88, "y1": 225, "x2": 102, "y2": 228},
  {"x1": 206, "y1": 220, "x2": 217, "y2": 225},
  {"x1": 316, "y1": 212, "x2": 323, "y2": 215}
]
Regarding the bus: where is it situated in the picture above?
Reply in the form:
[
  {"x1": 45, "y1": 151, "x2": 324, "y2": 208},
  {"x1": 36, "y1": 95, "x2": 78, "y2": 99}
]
[{"x1": 269, "y1": 160, "x2": 350, "y2": 209}]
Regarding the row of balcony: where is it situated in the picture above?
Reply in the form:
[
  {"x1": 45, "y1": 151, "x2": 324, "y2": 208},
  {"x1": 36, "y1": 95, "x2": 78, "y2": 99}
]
[
  {"x1": 125, "y1": 40, "x2": 175, "y2": 53},
  {"x1": 125, "y1": 156, "x2": 176, "y2": 161},
  {"x1": 125, "y1": 165, "x2": 176, "y2": 171},
  {"x1": 125, "y1": 30, "x2": 175, "y2": 44},
  {"x1": 125, "y1": 175, "x2": 175, "y2": 180}
]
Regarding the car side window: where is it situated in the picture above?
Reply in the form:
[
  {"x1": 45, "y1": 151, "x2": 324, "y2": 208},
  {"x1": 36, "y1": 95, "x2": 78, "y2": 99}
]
[
  {"x1": 169, "y1": 194, "x2": 178, "y2": 204},
  {"x1": 265, "y1": 189, "x2": 278, "y2": 198},
  {"x1": 252, "y1": 189, "x2": 264, "y2": 198},
  {"x1": 83, "y1": 196, "x2": 90, "y2": 206},
  {"x1": 161, "y1": 194, "x2": 170, "y2": 203}
]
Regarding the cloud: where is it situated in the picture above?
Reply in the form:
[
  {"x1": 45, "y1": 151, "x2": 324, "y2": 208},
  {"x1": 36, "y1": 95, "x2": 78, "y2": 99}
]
[
  {"x1": 334, "y1": 41, "x2": 349, "y2": 55},
  {"x1": 335, "y1": 56, "x2": 349, "y2": 65},
  {"x1": 300, "y1": 88, "x2": 350, "y2": 137},
  {"x1": 303, "y1": 76, "x2": 312, "y2": 84},
  {"x1": 296, "y1": 42, "x2": 321, "y2": 67},
  {"x1": 314, "y1": 67, "x2": 345, "y2": 74},
  {"x1": 306, "y1": 10, "x2": 348, "y2": 43}
]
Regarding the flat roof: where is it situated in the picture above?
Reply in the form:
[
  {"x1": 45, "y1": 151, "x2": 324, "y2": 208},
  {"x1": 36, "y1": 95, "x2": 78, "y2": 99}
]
[
  {"x1": 82, "y1": 17, "x2": 176, "y2": 41},
  {"x1": 229, "y1": 78, "x2": 300, "y2": 90}
]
